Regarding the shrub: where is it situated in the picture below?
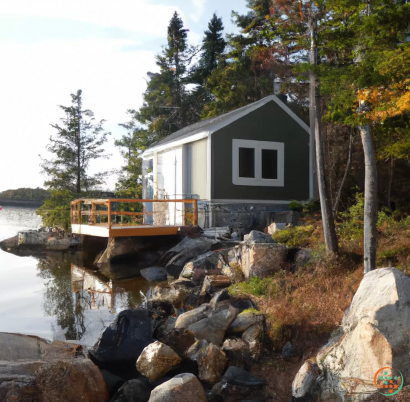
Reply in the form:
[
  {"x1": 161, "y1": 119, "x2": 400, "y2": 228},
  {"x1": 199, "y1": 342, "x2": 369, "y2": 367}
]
[
  {"x1": 229, "y1": 277, "x2": 275, "y2": 297},
  {"x1": 289, "y1": 200, "x2": 303, "y2": 212},
  {"x1": 273, "y1": 225, "x2": 315, "y2": 248}
]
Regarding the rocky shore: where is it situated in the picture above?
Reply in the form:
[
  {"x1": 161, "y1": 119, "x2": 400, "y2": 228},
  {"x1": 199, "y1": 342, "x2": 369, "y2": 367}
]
[{"x1": 2, "y1": 229, "x2": 410, "y2": 401}]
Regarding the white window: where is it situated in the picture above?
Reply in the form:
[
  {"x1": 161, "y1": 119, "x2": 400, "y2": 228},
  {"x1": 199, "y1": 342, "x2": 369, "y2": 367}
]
[{"x1": 232, "y1": 139, "x2": 284, "y2": 186}]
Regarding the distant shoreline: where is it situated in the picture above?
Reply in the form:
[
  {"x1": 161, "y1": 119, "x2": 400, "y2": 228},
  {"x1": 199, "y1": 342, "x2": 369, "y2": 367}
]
[{"x1": 0, "y1": 198, "x2": 44, "y2": 208}]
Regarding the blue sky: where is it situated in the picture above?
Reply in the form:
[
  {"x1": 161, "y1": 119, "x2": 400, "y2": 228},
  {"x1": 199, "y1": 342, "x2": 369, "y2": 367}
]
[{"x1": 0, "y1": 0, "x2": 248, "y2": 192}]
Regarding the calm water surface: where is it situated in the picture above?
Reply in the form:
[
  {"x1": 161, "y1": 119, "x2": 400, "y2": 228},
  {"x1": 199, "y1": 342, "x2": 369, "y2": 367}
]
[{"x1": 0, "y1": 206, "x2": 150, "y2": 345}]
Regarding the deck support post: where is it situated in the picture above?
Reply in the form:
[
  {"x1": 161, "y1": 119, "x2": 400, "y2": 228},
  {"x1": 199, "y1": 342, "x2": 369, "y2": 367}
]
[
  {"x1": 193, "y1": 200, "x2": 198, "y2": 226},
  {"x1": 108, "y1": 201, "x2": 112, "y2": 229}
]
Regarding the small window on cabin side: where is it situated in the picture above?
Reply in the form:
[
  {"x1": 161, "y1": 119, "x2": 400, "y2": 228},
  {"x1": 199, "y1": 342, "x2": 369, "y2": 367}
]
[
  {"x1": 262, "y1": 149, "x2": 278, "y2": 179},
  {"x1": 239, "y1": 148, "x2": 255, "y2": 178}
]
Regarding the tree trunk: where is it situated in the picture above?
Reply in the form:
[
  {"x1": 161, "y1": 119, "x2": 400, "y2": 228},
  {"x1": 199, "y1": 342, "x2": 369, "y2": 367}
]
[
  {"x1": 333, "y1": 130, "x2": 354, "y2": 215},
  {"x1": 387, "y1": 156, "x2": 394, "y2": 210},
  {"x1": 359, "y1": 124, "x2": 378, "y2": 273},
  {"x1": 310, "y1": 22, "x2": 338, "y2": 253}
]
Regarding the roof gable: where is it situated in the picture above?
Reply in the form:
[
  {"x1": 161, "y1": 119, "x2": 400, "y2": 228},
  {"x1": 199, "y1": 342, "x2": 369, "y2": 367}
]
[{"x1": 142, "y1": 95, "x2": 309, "y2": 157}]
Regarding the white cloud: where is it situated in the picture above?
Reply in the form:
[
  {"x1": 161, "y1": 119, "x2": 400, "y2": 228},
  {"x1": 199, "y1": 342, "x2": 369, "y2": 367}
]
[
  {"x1": 190, "y1": 0, "x2": 206, "y2": 22},
  {"x1": 0, "y1": 38, "x2": 158, "y2": 191},
  {"x1": 1, "y1": 0, "x2": 182, "y2": 37}
]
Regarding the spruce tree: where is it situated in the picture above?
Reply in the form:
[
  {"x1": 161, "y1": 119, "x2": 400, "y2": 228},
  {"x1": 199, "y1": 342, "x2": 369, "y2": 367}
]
[
  {"x1": 40, "y1": 90, "x2": 110, "y2": 193},
  {"x1": 138, "y1": 12, "x2": 198, "y2": 137},
  {"x1": 193, "y1": 13, "x2": 226, "y2": 85}
]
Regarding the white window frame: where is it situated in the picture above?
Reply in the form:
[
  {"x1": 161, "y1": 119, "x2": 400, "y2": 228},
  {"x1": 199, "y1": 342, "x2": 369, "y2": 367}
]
[{"x1": 232, "y1": 139, "x2": 284, "y2": 187}]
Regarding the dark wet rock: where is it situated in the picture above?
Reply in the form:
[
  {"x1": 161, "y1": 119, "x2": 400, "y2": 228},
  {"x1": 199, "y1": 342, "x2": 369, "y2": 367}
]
[
  {"x1": 200, "y1": 275, "x2": 231, "y2": 296},
  {"x1": 282, "y1": 341, "x2": 294, "y2": 358},
  {"x1": 243, "y1": 230, "x2": 276, "y2": 244},
  {"x1": 100, "y1": 369, "x2": 125, "y2": 397},
  {"x1": 136, "y1": 341, "x2": 181, "y2": 383},
  {"x1": 188, "y1": 305, "x2": 238, "y2": 346},
  {"x1": 109, "y1": 379, "x2": 151, "y2": 402},
  {"x1": 242, "y1": 322, "x2": 264, "y2": 360},
  {"x1": 229, "y1": 310, "x2": 264, "y2": 334},
  {"x1": 197, "y1": 344, "x2": 227, "y2": 385},
  {"x1": 157, "y1": 329, "x2": 196, "y2": 358},
  {"x1": 221, "y1": 366, "x2": 265, "y2": 388},
  {"x1": 89, "y1": 309, "x2": 154, "y2": 368},
  {"x1": 175, "y1": 304, "x2": 211, "y2": 329},
  {"x1": 222, "y1": 338, "x2": 251, "y2": 369},
  {"x1": 213, "y1": 297, "x2": 256, "y2": 315},
  {"x1": 147, "y1": 300, "x2": 176, "y2": 320},
  {"x1": 0, "y1": 333, "x2": 108, "y2": 402},
  {"x1": 154, "y1": 317, "x2": 176, "y2": 340},
  {"x1": 148, "y1": 373, "x2": 207, "y2": 402},
  {"x1": 170, "y1": 278, "x2": 196, "y2": 289},
  {"x1": 140, "y1": 267, "x2": 168, "y2": 282},
  {"x1": 161, "y1": 237, "x2": 219, "y2": 278}
]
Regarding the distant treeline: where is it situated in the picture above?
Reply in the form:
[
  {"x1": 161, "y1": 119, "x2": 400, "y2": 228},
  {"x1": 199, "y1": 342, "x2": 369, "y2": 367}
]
[{"x1": 0, "y1": 188, "x2": 50, "y2": 202}]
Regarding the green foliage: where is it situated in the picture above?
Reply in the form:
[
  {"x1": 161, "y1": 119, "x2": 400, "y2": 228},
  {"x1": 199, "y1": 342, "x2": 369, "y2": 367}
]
[
  {"x1": 36, "y1": 189, "x2": 77, "y2": 230},
  {"x1": 338, "y1": 193, "x2": 365, "y2": 241},
  {"x1": 289, "y1": 200, "x2": 303, "y2": 212},
  {"x1": 115, "y1": 110, "x2": 154, "y2": 199},
  {"x1": 229, "y1": 277, "x2": 275, "y2": 297},
  {"x1": 0, "y1": 187, "x2": 49, "y2": 201},
  {"x1": 273, "y1": 225, "x2": 315, "y2": 248},
  {"x1": 40, "y1": 90, "x2": 110, "y2": 193}
]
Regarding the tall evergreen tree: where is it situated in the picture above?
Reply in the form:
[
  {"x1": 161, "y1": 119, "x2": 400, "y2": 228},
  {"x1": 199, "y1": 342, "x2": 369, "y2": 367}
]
[
  {"x1": 40, "y1": 90, "x2": 110, "y2": 193},
  {"x1": 193, "y1": 13, "x2": 226, "y2": 85},
  {"x1": 138, "y1": 12, "x2": 199, "y2": 137}
]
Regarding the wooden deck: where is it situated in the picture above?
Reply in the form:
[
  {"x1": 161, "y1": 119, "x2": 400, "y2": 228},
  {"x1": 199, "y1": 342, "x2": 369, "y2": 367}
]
[{"x1": 70, "y1": 198, "x2": 198, "y2": 238}]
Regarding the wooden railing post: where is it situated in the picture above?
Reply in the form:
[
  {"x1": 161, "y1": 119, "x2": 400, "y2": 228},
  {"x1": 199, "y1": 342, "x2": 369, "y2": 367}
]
[
  {"x1": 108, "y1": 201, "x2": 112, "y2": 229},
  {"x1": 193, "y1": 200, "x2": 198, "y2": 226}
]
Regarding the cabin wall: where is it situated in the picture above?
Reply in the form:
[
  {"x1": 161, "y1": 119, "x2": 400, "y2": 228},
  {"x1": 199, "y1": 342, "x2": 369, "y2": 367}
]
[
  {"x1": 211, "y1": 100, "x2": 310, "y2": 202},
  {"x1": 183, "y1": 138, "x2": 208, "y2": 199}
]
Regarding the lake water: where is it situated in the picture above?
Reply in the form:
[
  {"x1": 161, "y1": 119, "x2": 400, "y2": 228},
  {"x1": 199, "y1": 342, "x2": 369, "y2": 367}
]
[{"x1": 0, "y1": 206, "x2": 150, "y2": 345}]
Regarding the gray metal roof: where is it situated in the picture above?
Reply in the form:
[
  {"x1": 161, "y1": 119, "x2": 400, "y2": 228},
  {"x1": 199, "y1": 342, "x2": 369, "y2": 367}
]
[{"x1": 143, "y1": 95, "x2": 309, "y2": 155}]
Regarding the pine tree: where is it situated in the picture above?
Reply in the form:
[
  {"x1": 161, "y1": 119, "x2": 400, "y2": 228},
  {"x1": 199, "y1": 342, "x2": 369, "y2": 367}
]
[{"x1": 40, "y1": 90, "x2": 110, "y2": 193}]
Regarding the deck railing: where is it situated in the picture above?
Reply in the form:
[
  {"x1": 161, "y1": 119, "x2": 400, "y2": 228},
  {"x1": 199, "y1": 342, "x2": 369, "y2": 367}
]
[{"x1": 70, "y1": 198, "x2": 199, "y2": 228}]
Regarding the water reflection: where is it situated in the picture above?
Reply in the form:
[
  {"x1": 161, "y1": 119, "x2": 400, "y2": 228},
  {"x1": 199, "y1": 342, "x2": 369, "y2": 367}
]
[{"x1": 37, "y1": 254, "x2": 153, "y2": 346}]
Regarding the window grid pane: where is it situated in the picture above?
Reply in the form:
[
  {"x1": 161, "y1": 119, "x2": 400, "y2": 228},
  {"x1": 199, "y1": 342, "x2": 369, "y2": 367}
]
[
  {"x1": 239, "y1": 147, "x2": 255, "y2": 178},
  {"x1": 262, "y1": 149, "x2": 278, "y2": 179}
]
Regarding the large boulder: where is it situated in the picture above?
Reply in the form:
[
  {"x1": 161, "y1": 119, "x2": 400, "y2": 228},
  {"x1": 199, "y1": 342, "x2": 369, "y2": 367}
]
[
  {"x1": 161, "y1": 237, "x2": 219, "y2": 278},
  {"x1": 240, "y1": 243, "x2": 287, "y2": 278},
  {"x1": 292, "y1": 361, "x2": 320, "y2": 399},
  {"x1": 187, "y1": 305, "x2": 238, "y2": 346},
  {"x1": 17, "y1": 230, "x2": 75, "y2": 251},
  {"x1": 179, "y1": 251, "x2": 223, "y2": 283},
  {"x1": 89, "y1": 309, "x2": 154, "y2": 368},
  {"x1": 157, "y1": 329, "x2": 196, "y2": 358},
  {"x1": 200, "y1": 275, "x2": 231, "y2": 296},
  {"x1": 197, "y1": 344, "x2": 227, "y2": 385},
  {"x1": 222, "y1": 338, "x2": 251, "y2": 369},
  {"x1": 0, "y1": 333, "x2": 108, "y2": 402},
  {"x1": 148, "y1": 373, "x2": 207, "y2": 402},
  {"x1": 293, "y1": 268, "x2": 410, "y2": 401},
  {"x1": 229, "y1": 310, "x2": 264, "y2": 334},
  {"x1": 136, "y1": 341, "x2": 181, "y2": 382},
  {"x1": 242, "y1": 322, "x2": 264, "y2": 360},
  {"x1": 147, "y1": 282, "x2": 193, "y2": 309},
  {"x1": 175, "y1": 304, "x2": 211, "y2": 329}
]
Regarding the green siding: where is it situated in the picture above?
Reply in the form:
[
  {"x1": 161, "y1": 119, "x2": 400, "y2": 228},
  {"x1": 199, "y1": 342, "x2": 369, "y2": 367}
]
[{"x1": 211, "y1": 100, "x2": 310, "y2": 201}]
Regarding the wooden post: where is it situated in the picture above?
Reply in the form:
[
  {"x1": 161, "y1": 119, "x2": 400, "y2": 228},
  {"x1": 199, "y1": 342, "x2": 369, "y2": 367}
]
[
  {"x1": 193, "y1": 200, "x2": 198, "y2": 226},
  {"x1": 108, "y1": 201, "x2": 112, "y2": 229},
  {"x1": 91, "y1": 203, "x2": 96, "y2": 225}
]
